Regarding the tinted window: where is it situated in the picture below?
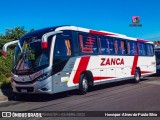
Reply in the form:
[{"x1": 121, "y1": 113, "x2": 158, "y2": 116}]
[
  {"x1": 13, "y1": 35, "x2": 52, "y2": 74},
  {"x1": 114, "y1": 39, "x2": 118, "y2": 54},
  {"x1": 54, "y1": 36, "x2": 72, "y2": 56},
  {"x1": 98, "y1": 37, "x2": 114, "y2": 54},
  {"x1": 146, "y1": 44, "x2": 154, "y2": 56},
  {"x1": 78, "y1": 33, "x2": 98, "y2": 54},
  {"x1": 114, "y1": 39, "x2": 122, "y2": 55},
  {"x1": 150, "y1": 45, "x2": 154, "y2": 55},
  {"x1": 127, "y1": 41, "x2": 138, "y2": 55},
  {"x1": 119, "y1": 40, "x2": 127, "y2": 55},
  {"x1": 138, "y1": 43, "x2": 146, "y2": 55}
]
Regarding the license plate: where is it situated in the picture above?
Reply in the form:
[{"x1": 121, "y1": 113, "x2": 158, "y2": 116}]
[{"x1": 21, "y1": 89, "x2": 27, "y2": 92}]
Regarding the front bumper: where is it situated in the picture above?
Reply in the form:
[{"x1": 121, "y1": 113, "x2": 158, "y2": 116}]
[{"x1": 11, "y1": 76, "x2": 53, "y2": 94}]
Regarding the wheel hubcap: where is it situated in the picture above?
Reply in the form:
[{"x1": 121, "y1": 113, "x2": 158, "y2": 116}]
[
  {"x1": 83, "y1": 78, "x2": 88, "y2": 91},
  {"x1": 135, "y1": 72, "x2": 139, "y2": 81}
]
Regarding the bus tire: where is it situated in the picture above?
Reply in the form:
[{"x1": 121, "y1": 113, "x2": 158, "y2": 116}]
[
  {"x1": 79, "y1": 73, "x2": 89, "y2": 95},
  {"x1": 133, "y1": 69, "x2": 140, "y2": 83}
]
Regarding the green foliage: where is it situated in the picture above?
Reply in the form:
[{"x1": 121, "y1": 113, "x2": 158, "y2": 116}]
[{"x1": 0, "y1": 26, "x2": 34, "y2": 87}]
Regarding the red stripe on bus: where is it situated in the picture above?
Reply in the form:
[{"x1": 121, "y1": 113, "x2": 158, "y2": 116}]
[
  {"x1": 73, "y1": 56, "x2": 90, "y2": 84},
  {"x1": 131, "y1": 55, "x2": 139, "y2": 75},
  {"x1": 137, "y1": 39, "x2": 149, "y2": 43},
  {"x1": 94, "y1": 77, "x2": 115, "y2": 81},
  {"x1": 141, "y1": 71, "x2": 152, "y2": 74},
  {"x1": 90, "y1": 30, "x2": 116, "y2": 36}
]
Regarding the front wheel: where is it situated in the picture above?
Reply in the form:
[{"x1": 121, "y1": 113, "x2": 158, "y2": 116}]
[{"x1": 79, "y1": 74, "x2": 89, "y2": 95}]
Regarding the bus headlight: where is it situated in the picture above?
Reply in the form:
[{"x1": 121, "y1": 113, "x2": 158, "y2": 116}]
[{"x1": 36, "y1": 71, "x2": 51, "y2": 81}]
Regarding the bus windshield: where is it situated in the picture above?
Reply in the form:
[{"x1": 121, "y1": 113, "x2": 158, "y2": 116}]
[{"x1": 13, "y1": 35, "x2": 51, "y2": 75}]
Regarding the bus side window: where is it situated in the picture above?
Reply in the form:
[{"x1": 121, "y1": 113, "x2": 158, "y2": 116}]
[
  {"x1": 108, "y1": 38, "x2": 114, "y2": 54},
  {"x1": 138, "y1": 43, "x2": 146, "y2": 56},
  {"x1": 150, "y1": 45, "x2": 154, "y2": 55},
  {"x1": 114, "y1": 39, "x2": 123, "y2": 55},
  {"x1": 78, "y1": 33, "x2": 98, "y2": 54},
  {"x1": 65, "y1": 39, "x2": 71, "y2": 56},
  {"x1": 142, "y1": 43, "x2": 147, "y2": 55},
  {"x1": 98, "y1": 37, "x2": 110, "y2": 54},
  {"x1": 127, "y1": 41, "x2": 130, "y2": 55},
  {"x1": 54, "y1": 39, "x2": 60, "y2": 56},
  {"x1": 54, "y1": 36, "x2": 72, "y2": 56},
  {"x1": 146, "y1": 44, "x2": 151, "y2": 56},
  {"x1": 99, "y1": 37, "x2": 114, "y2": 55},
  {"x1": 120, "y1": 40, "x2": 127, "y2": 55},
  {"x1": 129, "y1": 41, "x2": 138, "y2": 55},
  {"x1": 114, "y1": 39, "x2": 118, "y2": 54},
  {"x1": 134, "y1": 42, "x2": 138, "y2": 55},
  {"x1": 146, "y1": 44, "x2": 154, "y2": 56}
]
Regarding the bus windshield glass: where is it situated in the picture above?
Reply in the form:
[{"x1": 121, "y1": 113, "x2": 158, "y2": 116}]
[{"x1": 13, "y1": 35, "x2": 52, "y2": 75}]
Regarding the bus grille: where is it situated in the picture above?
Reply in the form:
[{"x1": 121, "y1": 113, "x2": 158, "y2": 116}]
[{"x1": 14, "y1": 79, "x2": 37, "y2": 85}]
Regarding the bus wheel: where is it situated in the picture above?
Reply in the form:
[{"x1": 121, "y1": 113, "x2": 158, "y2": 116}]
[
  {"x1": 79, "y1": 74, "x2": 89, "y2": 95},
  {"x1": 133, "y1": 69, "x2": 140, "y2": 83}
]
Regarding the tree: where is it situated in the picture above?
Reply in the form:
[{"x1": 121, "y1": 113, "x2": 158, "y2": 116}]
[
  {"x1": 5, "y1": 26, "x2": 27, "y2": 40},
  {"x1": 0, "y1": 26, "x2": 34, "y2": 51},
  {"x1": 0, "y1": 26, "x2": 34, "y2": 87}
]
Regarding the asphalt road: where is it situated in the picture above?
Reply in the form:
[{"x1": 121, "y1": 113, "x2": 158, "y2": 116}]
[{"x1": 0, "y1": 76, "x2": 160, "y2": 120}]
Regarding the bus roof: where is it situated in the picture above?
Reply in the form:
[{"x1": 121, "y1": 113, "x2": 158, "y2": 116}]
[
  {"x1": 22, "y1": 25, "x2": 67, "y2": 38},
  {"x1": 21, "y1": 25, "x2": 153, "y2": 44}
]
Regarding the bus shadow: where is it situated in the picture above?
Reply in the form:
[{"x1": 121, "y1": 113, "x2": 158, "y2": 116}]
[
  {"x1": 8, "y1": 90, "x2": 80, "y2": 102},
  {"x1": 2, "y1": 78, "x2": 152, "y2": 102},
  {"x1": 0, "y1": 82, "x2": 14, "y2": 101},
  {"x1": 147, "y1": 73, "x2": 160, "y2": 77},
  {"x1": 89, "y1": 78, "x2": 147, "y2": 92}
]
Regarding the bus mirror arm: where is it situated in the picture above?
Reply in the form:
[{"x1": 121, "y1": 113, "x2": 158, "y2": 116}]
[
  {"x1": 2, "y1": 40, "x2": 19, "y2": 57},
  {"x1": 41, "y1": 31, "x2": 63, "y2": 49}
]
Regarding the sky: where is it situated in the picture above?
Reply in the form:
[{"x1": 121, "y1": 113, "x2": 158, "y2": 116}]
[{"x1": 0, "y1": 0, "x2": 160, "y2": 40}]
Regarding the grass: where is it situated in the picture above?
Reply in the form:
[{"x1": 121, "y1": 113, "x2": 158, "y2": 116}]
[{"x1": 0, "y1": 77, "x2": 12, "y2": 89}]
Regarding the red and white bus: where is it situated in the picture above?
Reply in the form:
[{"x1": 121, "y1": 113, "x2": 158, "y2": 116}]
[{"x1": 3, "y1": 25, "x2": 156, "y2": 94}]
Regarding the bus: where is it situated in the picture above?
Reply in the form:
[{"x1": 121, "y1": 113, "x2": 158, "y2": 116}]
[
  {"x1": 2, "y1": 25, "x2": 156, "y2": 95},
  {"x1": 155, "y1": 46, "x2": 160, "y2": 74}
]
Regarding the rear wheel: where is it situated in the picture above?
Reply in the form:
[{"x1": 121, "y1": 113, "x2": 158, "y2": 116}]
[
  {"x1": 79, "y1": 74, "x2": 89, "y2": 95},
  {"x1": 133, "y1": 69, "x2": 140, "y2": 83}
]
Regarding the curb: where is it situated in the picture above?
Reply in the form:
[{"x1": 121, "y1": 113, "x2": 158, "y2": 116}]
[
  {"x1": 0, "y1": 96, "x2": 8, "y2": 102},
  {"x1": 0, "y1": 94, "x2": 8, "y2": 102}
]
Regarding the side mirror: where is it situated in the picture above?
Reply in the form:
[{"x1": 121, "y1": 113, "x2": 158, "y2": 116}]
[
  {"x1": 41, "y1": 31, "x2": 63, "y2": 49},
  {"x1": 41, "y1": 41, "x2": 48, "y2": 49},
  {"x1": 2, "y1": 40, "x2": 19, "y2": 57}
]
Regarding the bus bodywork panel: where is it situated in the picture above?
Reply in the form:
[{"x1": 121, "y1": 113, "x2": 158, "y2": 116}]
[
  {"x1": 11, "y1": 54, "x2": 156, "y2": 94},
  {"x1": 3, "y1": 25, "x2": 156, "y2": 94}
]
